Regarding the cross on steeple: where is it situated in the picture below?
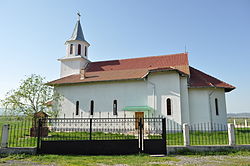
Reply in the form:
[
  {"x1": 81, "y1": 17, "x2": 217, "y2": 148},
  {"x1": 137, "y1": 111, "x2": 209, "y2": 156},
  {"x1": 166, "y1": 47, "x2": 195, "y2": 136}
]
[{"x1": 77, "y1": 12, "x2": 81, "y2": 21}]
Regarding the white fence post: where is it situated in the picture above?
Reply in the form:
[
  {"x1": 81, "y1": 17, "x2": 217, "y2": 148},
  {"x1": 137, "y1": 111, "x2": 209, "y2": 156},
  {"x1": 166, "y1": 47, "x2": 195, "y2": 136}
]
[
  {"x1": 245, "y1": 119, "x2": 248, "y2": 127},
  {"x1": 233, "y1": 119, "x2": 236, "y2": 127},
  {"x1": 1, "y1": 124, "x2": 9, "y2": 148},
  {"x1": 183, "y1": 123, "x2": 190, "y2": 146},
  {"x1": 228, "y1": 123, "x2": 235, "y2": 146}
]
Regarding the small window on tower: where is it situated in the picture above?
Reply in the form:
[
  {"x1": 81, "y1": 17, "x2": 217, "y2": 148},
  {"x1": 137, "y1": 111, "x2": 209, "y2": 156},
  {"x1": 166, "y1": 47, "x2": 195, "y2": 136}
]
[
  {"x1": 70, "y1": 44, "x2": 73, "y2": 54},
  {"x1": 78, "y1": 44, "x2": 81, "y2": 55},
  {"x1": 85, "y1": 46, "x2": 87, "y2": 57}
]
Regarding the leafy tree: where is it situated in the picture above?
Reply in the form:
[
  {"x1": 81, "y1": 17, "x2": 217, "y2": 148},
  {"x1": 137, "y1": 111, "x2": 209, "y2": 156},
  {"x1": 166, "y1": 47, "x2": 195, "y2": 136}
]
[{"x1": 1, "y1": 74, "x2": 62, "y2": 117}]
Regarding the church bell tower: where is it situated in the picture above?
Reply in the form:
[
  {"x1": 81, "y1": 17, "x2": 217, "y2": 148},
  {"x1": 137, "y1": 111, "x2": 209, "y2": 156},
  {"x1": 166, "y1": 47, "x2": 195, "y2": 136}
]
[{"x1": 58, "y1": 13, "x2": 90, "y2": 78}]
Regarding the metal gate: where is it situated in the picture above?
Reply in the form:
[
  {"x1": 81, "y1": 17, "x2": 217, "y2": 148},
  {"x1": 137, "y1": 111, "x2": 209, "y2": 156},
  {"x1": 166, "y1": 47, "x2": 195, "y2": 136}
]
[{"x1": 37, "y1": 117, "x2": 166, "y2": 155}]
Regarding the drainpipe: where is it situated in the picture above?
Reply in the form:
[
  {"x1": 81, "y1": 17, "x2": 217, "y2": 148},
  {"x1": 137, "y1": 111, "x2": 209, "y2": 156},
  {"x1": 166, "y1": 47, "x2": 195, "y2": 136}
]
[
  {"x1": 145, "y1": 78, "x2": 156, "y2": 117},
  {"x1": 209, "y1": 90, "x2": 214, "y2": 129}
]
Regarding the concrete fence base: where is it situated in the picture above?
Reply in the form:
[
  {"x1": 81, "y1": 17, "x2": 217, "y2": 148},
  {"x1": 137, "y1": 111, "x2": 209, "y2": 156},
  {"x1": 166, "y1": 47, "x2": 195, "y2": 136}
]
[
  {"x1": 0, "y1": 147, "x2": 36, "y2": 155},
  {"x1": 167, "y1": 145, "x2": 250, "y2": 154},
  {"x1": 0, "y1": 145, "x2": 250, "y2": 155}
]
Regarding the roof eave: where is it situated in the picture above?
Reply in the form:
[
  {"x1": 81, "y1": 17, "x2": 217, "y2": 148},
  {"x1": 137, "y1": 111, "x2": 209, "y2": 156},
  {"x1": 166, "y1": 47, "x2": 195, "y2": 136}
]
[
  {"x1": 188, "y1": 86, "x2": 235, "y2": 92},
  {"x1": 47, "y1": 77, "x2": 145, "y2": 87}
]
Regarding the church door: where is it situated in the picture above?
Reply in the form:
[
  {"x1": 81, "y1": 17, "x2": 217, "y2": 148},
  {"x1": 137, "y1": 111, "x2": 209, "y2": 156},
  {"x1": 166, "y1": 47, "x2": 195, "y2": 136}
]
[{"x1": 135, "y1": 112, "x2": 144, "y2": 129}]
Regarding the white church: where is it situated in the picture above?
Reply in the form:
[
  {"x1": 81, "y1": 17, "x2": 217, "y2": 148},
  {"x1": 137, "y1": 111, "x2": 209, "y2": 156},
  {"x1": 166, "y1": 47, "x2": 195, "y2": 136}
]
[{"x1": 48, "y1": 17, "x2": 235, "y2": 125}]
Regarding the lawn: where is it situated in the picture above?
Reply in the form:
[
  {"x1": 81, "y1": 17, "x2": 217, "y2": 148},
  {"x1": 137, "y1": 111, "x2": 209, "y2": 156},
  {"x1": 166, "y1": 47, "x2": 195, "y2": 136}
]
[
  {"x1": 1, "y1": 150, "x2": 250, "y2": 166},
  {"x1": 0, "y1": 154, "x2": 178, "y2": 166}
]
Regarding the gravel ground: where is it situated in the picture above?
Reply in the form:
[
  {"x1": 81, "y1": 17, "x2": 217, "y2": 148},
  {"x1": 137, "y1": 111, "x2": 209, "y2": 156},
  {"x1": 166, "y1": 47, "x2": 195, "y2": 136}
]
[
  {"x1": 150, "y1": 155, "x2": 250, "y2": 166},
  {"x1": 0, "y1": 155, "x2": 250, "y2": 166}
]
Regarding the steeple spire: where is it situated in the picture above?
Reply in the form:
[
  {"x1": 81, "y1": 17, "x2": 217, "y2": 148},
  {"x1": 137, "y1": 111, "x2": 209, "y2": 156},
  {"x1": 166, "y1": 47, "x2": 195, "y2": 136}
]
[{"x1": 66, "y1": 13, "x2": 89, "y2": 44}]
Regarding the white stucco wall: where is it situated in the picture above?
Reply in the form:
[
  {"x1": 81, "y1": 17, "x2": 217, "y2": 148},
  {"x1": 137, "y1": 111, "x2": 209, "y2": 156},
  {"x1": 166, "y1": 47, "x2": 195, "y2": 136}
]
[
  {"x1": 55, "y1": 71, "x2": 184, "y2": 125},
  {"x1": 55, "y1": 80, "x2": 148, "y2": 118},
  {"x1": 146, "y1": 71, "x2": 183, "y2": 124},
  {"x1": 59, "y1": 57, "x2": 89, "y2": 78},
  {"x1": 188, "y1": 88, "x2": 227, "y2": 125},
  {"x1": 180, "y1": 76, "x2": 190, "y2": 124}
]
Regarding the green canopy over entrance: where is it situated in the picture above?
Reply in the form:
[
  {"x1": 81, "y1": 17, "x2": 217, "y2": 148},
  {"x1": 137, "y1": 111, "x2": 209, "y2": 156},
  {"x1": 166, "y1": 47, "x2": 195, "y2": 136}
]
[{"x1": 122, "y1": 106, "x2": 153, "y2": 112}]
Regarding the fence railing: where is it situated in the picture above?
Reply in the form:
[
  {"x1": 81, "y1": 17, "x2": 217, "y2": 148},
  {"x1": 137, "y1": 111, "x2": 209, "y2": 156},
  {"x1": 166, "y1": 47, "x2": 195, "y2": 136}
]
[
  {"x1": 41, "y1": 118, "x2": 140, "y2": 141},
  {"x1": 166, "y1": 119, "x2": 183, "y2": 145},
  {"x1": 189, "y1": 123, "x2": 229, "y2": 145},
  {"x1": 1, "y1": 116, "x2": 250, "y2": 148},
  {"x1": 235, "y1": 122, "x2": 250, "y2": 145}
]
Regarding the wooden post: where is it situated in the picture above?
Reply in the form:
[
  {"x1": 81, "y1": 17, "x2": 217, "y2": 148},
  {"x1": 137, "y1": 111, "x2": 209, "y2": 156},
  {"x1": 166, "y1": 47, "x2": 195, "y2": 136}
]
[{"x1": 37, "y1": 119, "x2": 42, "y2": 152}]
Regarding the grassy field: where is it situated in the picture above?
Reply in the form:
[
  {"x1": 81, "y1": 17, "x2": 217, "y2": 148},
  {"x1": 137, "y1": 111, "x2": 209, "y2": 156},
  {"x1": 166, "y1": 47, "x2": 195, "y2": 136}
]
[
  {"x1": 0, "y1": 116, "x2": 250, "y2": 147},
  {"x1": 0, "y1": 150, "x2": 250, "y2": 166},
  {"x1": 228, "y1": 118, "x2": 250, "y2": 124}
]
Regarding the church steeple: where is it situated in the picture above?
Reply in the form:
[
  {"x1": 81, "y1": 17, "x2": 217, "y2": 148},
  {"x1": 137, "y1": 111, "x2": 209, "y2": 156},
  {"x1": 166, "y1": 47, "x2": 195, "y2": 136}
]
[
  {"x1": 59, "y1": 13, "x2": 90, "y2": 78},
  {"x1": 65, "y1": 13, "x2": 90, "y2": 58}
]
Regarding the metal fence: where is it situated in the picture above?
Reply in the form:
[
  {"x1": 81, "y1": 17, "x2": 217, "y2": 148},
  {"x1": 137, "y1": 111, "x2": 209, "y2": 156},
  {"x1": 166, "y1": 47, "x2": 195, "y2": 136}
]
[
  {"x1": 1, "y1": 116, "x2": 250, "y2": 148},
  {"x1": 41, "y1": 118, "x2": 139, "y2": 141},
  {"x1": 235, "y1": 121, "x2": 250, "y2": 145},
  {"x1": 166, "y1": 119, "x2": 183, "y2": 145},
  {"x1": 190, "y1": 123, "x2": 229, "y2": 145}
]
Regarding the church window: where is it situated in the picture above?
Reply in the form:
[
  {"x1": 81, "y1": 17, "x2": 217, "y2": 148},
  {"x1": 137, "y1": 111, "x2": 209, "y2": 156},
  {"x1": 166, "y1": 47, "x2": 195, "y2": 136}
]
[
  {"x1": 113, "y1": 100, "x2": 117, "y2": 115},
  {"x1": 215, "y1": 98, "x2": 219, "y2": 115},
  {"x1": 76, "y1": 101, "x2": 79, "y2": 115},
  {"x1": 78, "y1": 44, "x2": 81, "y2": 55},
  {"x1": 70, "y1": 44, "x2": 73, "y2": 54},
  {"x1": 90, "y1": 100, "x2": 94, "y2": 115},
  {"x1": 85, "y1": 46, "x2": 87, "y2": 57},
  {"x1": 166, "y1": 98, "x2": 171, "y2": 116}
]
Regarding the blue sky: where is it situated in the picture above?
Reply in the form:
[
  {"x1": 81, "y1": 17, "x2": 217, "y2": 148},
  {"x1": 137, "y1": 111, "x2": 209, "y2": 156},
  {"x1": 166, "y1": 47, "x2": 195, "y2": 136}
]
[{"x1": 0, "y1": 0, "x2": 249, "y2": 113}]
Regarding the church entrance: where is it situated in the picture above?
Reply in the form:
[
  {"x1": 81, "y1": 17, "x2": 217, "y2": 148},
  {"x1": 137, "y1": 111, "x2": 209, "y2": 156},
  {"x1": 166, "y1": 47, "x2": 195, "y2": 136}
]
[{"x1": 135, "y1": 112, "x2": 144, "y2": 129}]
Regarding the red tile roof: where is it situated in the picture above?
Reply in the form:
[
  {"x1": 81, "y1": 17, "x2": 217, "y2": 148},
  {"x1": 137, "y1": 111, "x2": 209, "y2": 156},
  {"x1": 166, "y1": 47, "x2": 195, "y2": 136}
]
[
  {"x1": 48, "y1": 53, "x2": 235, "y2": 92},
  {"x1": 189, "y1": 67, "x2": 235, "y2": 92},
  {"x1": 86, "y1": 53, "x2": 190, "y2": 75}
]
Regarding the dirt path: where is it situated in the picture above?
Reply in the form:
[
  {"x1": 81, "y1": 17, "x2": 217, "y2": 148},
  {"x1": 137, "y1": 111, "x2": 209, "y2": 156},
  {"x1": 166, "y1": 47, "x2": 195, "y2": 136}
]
[{"x1": 150, "y1": 155, "x2": 250, "y2": 166}]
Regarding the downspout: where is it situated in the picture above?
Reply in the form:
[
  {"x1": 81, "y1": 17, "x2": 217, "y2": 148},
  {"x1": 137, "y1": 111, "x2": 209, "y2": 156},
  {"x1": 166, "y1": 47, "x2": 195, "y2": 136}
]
[
  {"x1": 145, "y1": 78, "x2": 156, "y2": 117},
  {"x1": 209, "y1": 90, "x2": 214, "y2": 129}
]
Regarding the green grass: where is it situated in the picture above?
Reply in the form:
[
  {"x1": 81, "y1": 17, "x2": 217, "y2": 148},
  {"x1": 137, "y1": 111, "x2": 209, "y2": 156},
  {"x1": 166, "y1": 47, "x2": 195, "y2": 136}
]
[
  {"x1": 190, "y1": 130, "x2": 229, "y2": 145},
  {"x1": 228, "y1": 118, "x2": 250, "y2": 124},
  {"x1": 1, "y1": 150, "x2": 250, "y2": 166},
  {"x1": 0, "y1": 154, "x2": 178, "y2": 166}
]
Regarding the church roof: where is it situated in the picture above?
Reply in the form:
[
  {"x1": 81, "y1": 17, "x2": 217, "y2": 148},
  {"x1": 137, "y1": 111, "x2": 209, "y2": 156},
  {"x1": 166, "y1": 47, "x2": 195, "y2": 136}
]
[
  {"x1": 67, "y1": 20, "x2": 88, "y2": 42},
  {"x1": 189, "y1": 67, "x2": 235, "y2": 92},
  {"x1": 48, "y1": 53, "x2": 235, "y2": 92}
]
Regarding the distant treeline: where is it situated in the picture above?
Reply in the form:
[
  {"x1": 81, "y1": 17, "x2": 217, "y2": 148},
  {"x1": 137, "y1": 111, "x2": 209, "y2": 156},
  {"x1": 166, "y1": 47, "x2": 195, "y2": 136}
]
[{"x1": 228, "y1": 113, "x2": 250, "y2": 118}]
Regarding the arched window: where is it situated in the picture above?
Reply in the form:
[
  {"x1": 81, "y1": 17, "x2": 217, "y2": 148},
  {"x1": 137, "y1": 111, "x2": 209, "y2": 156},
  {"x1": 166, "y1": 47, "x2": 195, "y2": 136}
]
[
  {"x1": 166, "y1": 98, "x2": 171, "y2": 116},
  {"x1": 215, "y1": 98, "x2": 219, "y2": 115},
  {"x1": 70, "y1": 44, "x2": 73, "y2": 54},
  {"x1": 85, "y1": 46, "x2": 87, "y2": 57},
  {"x1": 76, "y1": 101, "x2": 79, "y2": 116},
  {"x1": 90, "y1": 100, "x2": 94, "y2": 115},
  {"x1": 78, "y1": 44, "x2": 81, "y2": 55},
  {"x1": 113, "y1": 100, "x2": 117, "y2": 115}
]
